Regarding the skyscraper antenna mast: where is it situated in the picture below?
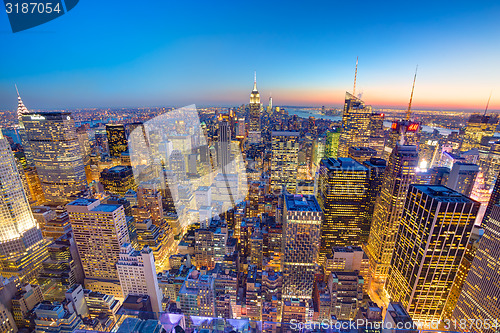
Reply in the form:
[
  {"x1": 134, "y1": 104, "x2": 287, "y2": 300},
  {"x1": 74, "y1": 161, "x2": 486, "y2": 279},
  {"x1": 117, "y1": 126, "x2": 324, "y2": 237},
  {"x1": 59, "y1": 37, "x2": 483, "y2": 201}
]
[
  {"x1": 484, "y1": 91, "x2": 492, "y2": 116},
  {"x1": 15, "y1": 84, "x2": 20, "y2": 97},
  {"x1": 353, "y1": 57, "x2": 358, "y2": 97},
  {"x1": 406, "y1": 65, "x2": 418, "y2": 121}
]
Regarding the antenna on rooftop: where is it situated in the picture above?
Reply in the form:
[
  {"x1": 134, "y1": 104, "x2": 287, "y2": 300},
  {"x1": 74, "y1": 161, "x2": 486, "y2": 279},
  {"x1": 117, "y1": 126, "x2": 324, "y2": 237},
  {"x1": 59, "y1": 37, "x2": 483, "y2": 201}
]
[{"x1": 406, "y1": 65, "x2": 418, "y2": 121}]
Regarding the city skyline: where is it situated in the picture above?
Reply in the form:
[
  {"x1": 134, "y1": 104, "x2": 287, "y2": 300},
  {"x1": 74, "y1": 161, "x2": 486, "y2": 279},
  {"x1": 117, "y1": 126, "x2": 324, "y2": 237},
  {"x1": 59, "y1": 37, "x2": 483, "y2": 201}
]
[
  {"x1": 1, "y1": 1, "x2": 500, "y2": 110},
  {"x1": 3, "y1": 1, "x2": 500, "y2": 332}
]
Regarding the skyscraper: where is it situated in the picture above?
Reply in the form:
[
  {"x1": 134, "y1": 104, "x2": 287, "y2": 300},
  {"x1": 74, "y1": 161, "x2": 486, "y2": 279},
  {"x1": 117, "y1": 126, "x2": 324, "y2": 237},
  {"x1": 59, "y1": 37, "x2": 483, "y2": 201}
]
[
  {"x1": 337, "y1": 92, "x2": 372, "y2": 158},
  {"x1": 270, "y1": 131, "x2": 299, "y2": 193},
  {"x1": 248, "y1": 73, "x2": 261, "y2": 144},
  {"x1": 369, "y1": 112, "x2": 386, "y2": 157},
  {"x1": 461, "y1": 113, "x2": 498, "y2": 152},
  {"x1": 282, "y1": 194, "x2": 322, "y2": 300},
  {"x1": 453, "y1": 204, "x2": 500, "y2": 332},
  {"x1": 217, "y1": 115, "x2": 232, "y2": 174},
  {"x1": 0, "y1": 132, "x2": 49, "y2": 283},
  {"x1": 67, "y1": 198, "x2": 130, "y2": 297},
  {"x1": 100, "y1": 165, "x2": 137, "y2": 196},
  {"x1": 446, "y1": 162, "x2": 479, "y2": 197},
  {"x1": 348, "y1": 146, "x2": 377, "y2": 164},
  {"x1": 383, "y1": 120, "x2": 421, "y2": 161},
  {"x1": 366, "y1": 145, "x2": 418, "y2": 283},
  {"x1": 106, "y1": 124, "x2": 128, "y2": 158},
  {"x1": 116, "y1": 244, "x2": 163, "y2": 313},
  {"x1": 484, "y1": 169, "x2": 500, "y2": 221},
  {"x1": 317, "y1": 158, "x2": 370, "y2": 261},
  {"x1": 385, "y1": 185, "x2": 479, "y2": 322},
  {"x1": 23, "y1": 112, "x2": 87, "y2": 204},
  {"x1": 363, "y1": 158, "x2": 387, "y2": 231},
  {"x1": 324, "y1": 130, "x2": 340, "y2": 158},
  {"x1": 15, "y1": 86, "x2": 34, "y2": 167}
]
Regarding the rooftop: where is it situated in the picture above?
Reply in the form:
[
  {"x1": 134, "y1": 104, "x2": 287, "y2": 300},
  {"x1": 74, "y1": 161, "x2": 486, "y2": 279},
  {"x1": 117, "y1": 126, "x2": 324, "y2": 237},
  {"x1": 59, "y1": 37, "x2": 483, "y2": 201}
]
[
  {"x1": 321, "y1": 157, "x2": 368, "y2": 172},
  {"x1": 67, "y1": 198, "x2": 98, "y2": 206},
  {"x1": 284, "y1": 194, "x2": 321, "y2": 212},
  {"x1": 412, "y1": 184, "x2": 477, "y2": 203},
  {"x1": 103, "y1": 165, "x2": 132, "y2": 173},
  {"x1": 271, "y1": 131, "x2": 299, "y2": 137}
]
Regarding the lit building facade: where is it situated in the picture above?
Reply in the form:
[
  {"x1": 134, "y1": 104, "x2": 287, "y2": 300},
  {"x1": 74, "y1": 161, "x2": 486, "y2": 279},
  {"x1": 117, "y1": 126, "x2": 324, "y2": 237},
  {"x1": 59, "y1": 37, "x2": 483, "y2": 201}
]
[
  {"x1": 248, "y1": 75, "x2": 261, "y2": 144},
  {"x1": 317, "y1": 158, "x2": 370, "y2": 261},
  {"x1": 369, "y1": 111, "x2": 386, "y2": 157},
  {"x1": 66, "y1": 198, "x2": 130, "y2": 297},
  {"x1": 386, "y1": 185, "x2": 479, "y2": 322},
  {"x1": 324, "y1": 130, "x2": 340, "y2": 159},
  {"x1": 23, "y1": 112, "x2": 87, "y2": 204},
  {"x1": 453, "y1": 204, "x2": 500, "y2": 332},
  {"x1": 0, "y1": 132, "x2": 49, "y2": 283},
  {"x1": 282, "y1": 194, "x2": 322, "y2": 300},
  {"x1": 461, "y1": 113, "x2": 498, "y2": 152},
  {"x1": 100, "y1": 165, "x2": 137, "y2": 196},
  {"x1": 270, "y1": 131, "x2": 299, "y2": 193},
  {"x1": 366, "y1": 145, "x2": 418, "y2": 283},
  {"x1": 106, "y1": 124, "x2": 128, "y2": 158},
  {"x1": 338, "y1": 92, "x2": 372, "y2": 158},
  {"x1": 116, "y1": 244, "x2": 163, "y2": 313},
  {"x1": 446, "y1": 162, "x2": 479, "y2": 197}
]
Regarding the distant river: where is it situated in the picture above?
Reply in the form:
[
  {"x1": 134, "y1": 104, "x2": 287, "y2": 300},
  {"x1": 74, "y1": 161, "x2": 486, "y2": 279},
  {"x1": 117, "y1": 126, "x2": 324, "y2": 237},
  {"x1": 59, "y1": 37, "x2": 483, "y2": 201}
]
[{"x1": 286, "y1": 108, "x2": 454, "y2": 136}]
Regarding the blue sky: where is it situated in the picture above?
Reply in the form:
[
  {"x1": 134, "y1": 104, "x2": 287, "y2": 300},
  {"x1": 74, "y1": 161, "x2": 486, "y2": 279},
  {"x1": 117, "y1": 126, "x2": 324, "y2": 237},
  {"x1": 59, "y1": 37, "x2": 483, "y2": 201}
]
[{"x1": 1, "y1": 0, "x2": 500, "y2": 110}]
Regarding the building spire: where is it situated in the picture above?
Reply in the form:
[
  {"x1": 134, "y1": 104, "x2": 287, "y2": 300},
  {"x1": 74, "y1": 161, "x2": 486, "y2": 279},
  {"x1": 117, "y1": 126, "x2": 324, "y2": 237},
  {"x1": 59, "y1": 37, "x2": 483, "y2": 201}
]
[
  {"x1": 15, "y1": 85, "x2": 29, "y2": 121},
  {"x1": 484, "y1": 91, "x2": 492, "y2": 116},
  {"x1": 406, "y1": 65, "x2": 418, "y2": 121},
  {"x1": 253, "y1": 71, "x2": 257, "y2": 91},
  {"x1": 353, "y1": 57, "x2": 358, "y2": 97}
]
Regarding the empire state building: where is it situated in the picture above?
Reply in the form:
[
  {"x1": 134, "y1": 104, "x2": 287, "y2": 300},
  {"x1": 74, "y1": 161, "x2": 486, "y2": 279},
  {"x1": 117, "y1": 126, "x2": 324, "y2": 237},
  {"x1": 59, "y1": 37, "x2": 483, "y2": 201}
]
[{"x1": 248, "y1": 73, "x2": 261, "y2": 144}]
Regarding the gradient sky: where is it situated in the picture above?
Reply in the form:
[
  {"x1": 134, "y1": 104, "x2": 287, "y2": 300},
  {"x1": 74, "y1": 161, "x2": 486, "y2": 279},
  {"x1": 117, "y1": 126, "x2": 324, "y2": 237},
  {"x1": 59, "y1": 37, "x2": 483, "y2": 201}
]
[{"x1": 1, "y1": 0, "x2": 500, "y2": 111}]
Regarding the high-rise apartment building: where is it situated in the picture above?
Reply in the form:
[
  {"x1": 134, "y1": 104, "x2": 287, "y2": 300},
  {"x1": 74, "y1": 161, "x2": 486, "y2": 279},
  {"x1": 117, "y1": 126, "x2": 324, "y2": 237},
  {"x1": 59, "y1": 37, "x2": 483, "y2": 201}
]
[
  {"x1": 23, "y1": 112, "x2": 87, "y2": 204},
  {"x1": 386, "y1": 185, "x2": 479, "y2": 322},
  {"x1": 248, "y1": 74, "x2": 261, "y2": 144},
  {"x1": 0, "y1": 132, "x2": 49, "y2": 283},
  {"x1": 453, "y1": 204, "x2": 500, "y2": 332},
  {"x1": 282, "y1": 194, "x2": 322, "y2": 300},
  {"x1": 116, "y1": 244, "x2": 163, "y2": 313},
  {"x1": 317, "y1": 158, "x2": 370, "y2": 261},
  {"x1": 106, "y1": 124, "x2": 128, "y2": 158},
  {"x1": 338, "y1": 92, "x2": 372, "y2": 158},
  {"x1": 270, "y1": 131, "x2": 299, "y2": 193},
  {"x1": 366, "y1": 145, "x2": 418, "y2": 283},
  {"x1": 66, "y1": 198, "x2": 130, "y2": 297}
]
